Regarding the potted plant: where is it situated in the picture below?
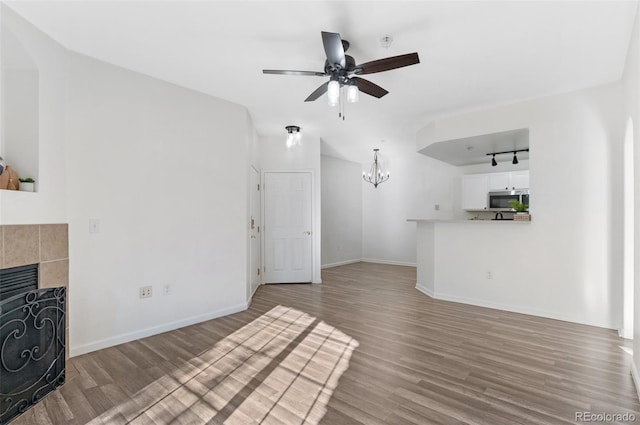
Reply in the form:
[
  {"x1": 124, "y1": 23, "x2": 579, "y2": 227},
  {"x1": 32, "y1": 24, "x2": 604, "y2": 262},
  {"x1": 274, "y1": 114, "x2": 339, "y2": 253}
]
[
  {"x1": 509, "y1": 199, "x2": 530, "y2": 221},
  {"x1": 18, "y1": 177, "x2": 35, "y2": 192}
]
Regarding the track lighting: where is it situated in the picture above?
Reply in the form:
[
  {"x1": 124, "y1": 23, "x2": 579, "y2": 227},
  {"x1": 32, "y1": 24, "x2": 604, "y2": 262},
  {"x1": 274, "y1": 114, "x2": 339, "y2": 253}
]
[{"x1": 486, "y1": 148, "x2": 529, "y2": 166}]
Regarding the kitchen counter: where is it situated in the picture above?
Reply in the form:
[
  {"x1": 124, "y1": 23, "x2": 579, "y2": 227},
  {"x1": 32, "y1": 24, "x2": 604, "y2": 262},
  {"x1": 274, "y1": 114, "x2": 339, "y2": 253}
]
[{"x1": 407, "y1": 218, "x2": 531, "y2": 223}]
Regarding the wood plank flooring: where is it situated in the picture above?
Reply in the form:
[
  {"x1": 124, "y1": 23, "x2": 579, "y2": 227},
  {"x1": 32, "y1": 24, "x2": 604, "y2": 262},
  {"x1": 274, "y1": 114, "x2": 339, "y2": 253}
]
[{"x1": 10, "y1": 262, "x2": 640, "y2": 424}]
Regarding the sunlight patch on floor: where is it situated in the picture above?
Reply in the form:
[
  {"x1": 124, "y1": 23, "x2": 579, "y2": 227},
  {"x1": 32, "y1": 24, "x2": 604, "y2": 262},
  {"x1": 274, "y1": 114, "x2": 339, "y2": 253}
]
[{"x1": 88, "y1": 305, "x2": 358, "y2": 425}]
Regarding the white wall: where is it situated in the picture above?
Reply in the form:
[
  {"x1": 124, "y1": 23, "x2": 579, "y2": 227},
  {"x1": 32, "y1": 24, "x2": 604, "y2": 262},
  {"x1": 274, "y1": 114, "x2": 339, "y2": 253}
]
[
  {"x1": 0, "y1": 6, "x2": 67, "y2": 224},
  {"x1": 623, "y1": 3, "x2": 640, "y2": 397},
  {"x1": 416, "y1": 82, "x2": 625, "y2": 329},
  {"x1": 259, "y1": 135, "x2": 321, "y2": 283},
  {"x1": 65, "y1": 52, "x2": 252, "y2": 356},
  {"x1": 459, "y1": 159, "x2": 529, "y2": 175},
  {"x1": 0, "y1": 6, "x2": 257, "y2": 356},
  {"x1": 3, "y1": 69, "x2": 38, "y2": 181},
  {"x1": 361, "y1": 139, "x2": 461, "y2": 265},
  {"x1": 321, "y1": 155, "x2": 362, "y2": 267}
]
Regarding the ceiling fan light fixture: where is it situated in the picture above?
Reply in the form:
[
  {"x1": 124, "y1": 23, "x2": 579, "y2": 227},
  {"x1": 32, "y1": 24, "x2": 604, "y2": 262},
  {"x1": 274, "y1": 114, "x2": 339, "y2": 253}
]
[
  {"x1": 263, "y1": 31, "x2": 420, "y2": 119},
  {"x1": 327, "y1": 80, "x2": 340, "y2": 106},
  {"x1": 347, "y1": 83, "x2": 359, "y2": 103}
]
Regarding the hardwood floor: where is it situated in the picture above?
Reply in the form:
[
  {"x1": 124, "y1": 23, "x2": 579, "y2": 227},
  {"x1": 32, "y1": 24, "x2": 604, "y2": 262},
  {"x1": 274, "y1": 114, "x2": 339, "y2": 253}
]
[{"x1": 11, "y1": 262, "x2": 640, "y2": 424}]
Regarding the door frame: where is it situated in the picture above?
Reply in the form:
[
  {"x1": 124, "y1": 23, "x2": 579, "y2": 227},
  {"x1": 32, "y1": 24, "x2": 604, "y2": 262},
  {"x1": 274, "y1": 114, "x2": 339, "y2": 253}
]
[
  {"x1": 249, "y1": 165, "x2": 261, "y2": 298},
  {"x1": 261, "y1": 169, "x2": 318, "y2": 283}
]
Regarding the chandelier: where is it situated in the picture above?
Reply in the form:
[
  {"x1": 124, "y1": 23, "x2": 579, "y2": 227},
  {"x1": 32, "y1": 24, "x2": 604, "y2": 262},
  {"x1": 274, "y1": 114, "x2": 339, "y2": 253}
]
[{"x1": 363, "y1": 149, "x2": 389, "y2": 188}]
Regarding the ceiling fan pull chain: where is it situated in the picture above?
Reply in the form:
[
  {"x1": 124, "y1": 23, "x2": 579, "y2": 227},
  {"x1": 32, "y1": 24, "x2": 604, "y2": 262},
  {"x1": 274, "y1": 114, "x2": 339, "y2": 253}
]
[{"x1": 340, "y1": 85, "x2": 345, "y2": 120}]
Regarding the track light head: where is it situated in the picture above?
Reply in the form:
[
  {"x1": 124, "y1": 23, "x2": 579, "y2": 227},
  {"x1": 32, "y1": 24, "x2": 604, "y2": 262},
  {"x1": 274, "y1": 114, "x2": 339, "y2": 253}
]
[
  {"x1": 512, "y1": 152, "x2": 518, "y2": 165},
  {"x1": 491, "y1": 155, "x2": 497, "y2": 167}
]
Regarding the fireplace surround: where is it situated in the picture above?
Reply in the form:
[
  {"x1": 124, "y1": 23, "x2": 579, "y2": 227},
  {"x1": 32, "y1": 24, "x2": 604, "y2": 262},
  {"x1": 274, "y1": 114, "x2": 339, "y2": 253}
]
[{"x1": 0, "y1": 224, "x2": 68, "y2": 424}]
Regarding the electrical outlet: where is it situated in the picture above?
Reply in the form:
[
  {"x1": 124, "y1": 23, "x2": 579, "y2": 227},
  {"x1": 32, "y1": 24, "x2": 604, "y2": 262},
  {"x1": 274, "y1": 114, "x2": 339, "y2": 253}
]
[
  {"x1": 163, "y1": 285, "x2": 171, "y2": 296},
  {"x1": 139, "y1": 286, "x2": 152, "y2": 298},
  {"x1": 486, "y1": 271, "x2": 493, "y2": 280}
]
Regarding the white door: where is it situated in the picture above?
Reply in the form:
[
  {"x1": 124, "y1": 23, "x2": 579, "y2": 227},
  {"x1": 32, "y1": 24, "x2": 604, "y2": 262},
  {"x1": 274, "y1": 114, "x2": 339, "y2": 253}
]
[
  {"x1": 264, "y1": 172, "x2": 312, "y2": 283},
  {"x1": 250, "y1": 167, "x2": 261, "y2": 295}
]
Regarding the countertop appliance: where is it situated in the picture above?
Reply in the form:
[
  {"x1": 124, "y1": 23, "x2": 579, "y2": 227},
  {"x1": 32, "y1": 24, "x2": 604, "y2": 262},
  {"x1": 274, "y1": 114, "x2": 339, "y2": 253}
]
[{"x1": 487, "y1": 189, "x2": 530, "y2": 211}]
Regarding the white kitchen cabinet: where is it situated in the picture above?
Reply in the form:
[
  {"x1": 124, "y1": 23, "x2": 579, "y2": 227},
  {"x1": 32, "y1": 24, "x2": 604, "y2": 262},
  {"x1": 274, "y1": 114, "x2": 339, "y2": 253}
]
[
  {"x1": 462, "y1": 170, "x2": 530, "y2": 210},
  {"x1": 510, "y1": 170, "x2": 530, "y2": 189},
  {"x1": 462, "y1": 174, "x2": 489, "y2": 210},
  {"x1": 487, "y1": 172, "x2": 511, "y2": 191},
  {"x1": 487, "y1": 170, "x2": 530, "y2": 191}
]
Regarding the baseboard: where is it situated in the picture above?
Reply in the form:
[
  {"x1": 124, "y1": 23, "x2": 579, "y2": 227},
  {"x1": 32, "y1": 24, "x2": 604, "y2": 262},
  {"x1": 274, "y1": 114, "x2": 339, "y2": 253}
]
[
  {"x1": 360, "y1": 258, "x2": 417, "y2": 267},
  {"x1": 432, "y1": 291, "x2": 617, "y2": 330},
  {"x1": 620, "y1": 328, "x2": 633, "y2": 340},
  {"x1": 321, "y1": 258, "x2": 417, "y2": 268},
  {"x1": 631, "y1": 359, "x2": 640, "y2": 402},
  {"x1": 415, "y1": 283, "x2": 435, "y2": 298},
  {"x1": 247, "y1": 283, "x2": 260, "y2": 305},
  {"x1": 321, "y1": 259, "x2": 361, "y2": 269},
  {"x1": 69, "y1": 302, "x2": 248, "y2": 357}
]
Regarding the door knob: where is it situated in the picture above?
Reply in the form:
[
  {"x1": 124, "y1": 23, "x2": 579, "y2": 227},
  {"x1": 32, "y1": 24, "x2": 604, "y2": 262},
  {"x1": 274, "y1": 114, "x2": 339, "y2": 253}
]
[
  {"x1": 303, "y1": 231, "x2": 312, "y2": 235},
  {"x1": 251, "y1": 235, "x2": 256, "y2": 239}
]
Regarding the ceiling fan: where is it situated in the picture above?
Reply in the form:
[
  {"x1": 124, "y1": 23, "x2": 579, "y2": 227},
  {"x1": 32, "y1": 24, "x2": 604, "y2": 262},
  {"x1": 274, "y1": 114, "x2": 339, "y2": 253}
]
[{"x1": 263, "y1": 31, "x2": 420, "y2": 107}]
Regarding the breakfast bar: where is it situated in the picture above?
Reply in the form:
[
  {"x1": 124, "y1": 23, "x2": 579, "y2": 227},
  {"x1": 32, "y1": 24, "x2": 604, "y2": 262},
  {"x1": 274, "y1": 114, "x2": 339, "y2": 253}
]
[{"x1": 407, "y1": 218, "x2": 536, "y2": 315}]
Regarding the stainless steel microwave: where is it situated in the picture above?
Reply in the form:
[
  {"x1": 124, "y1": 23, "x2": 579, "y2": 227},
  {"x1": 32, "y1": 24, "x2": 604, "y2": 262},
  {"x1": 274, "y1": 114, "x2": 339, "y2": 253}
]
[{"x1": 487, "y1": 189, "x2": 530, "y2": 211}]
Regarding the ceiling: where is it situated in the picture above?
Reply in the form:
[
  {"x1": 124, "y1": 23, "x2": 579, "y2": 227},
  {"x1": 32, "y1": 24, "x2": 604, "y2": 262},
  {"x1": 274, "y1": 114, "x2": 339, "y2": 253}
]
[
  {"x1": 4, "y1": 1, "x2": 638, "y2": 164},
  {"x1": 419, "y1": 128, "x2": 529, "y2": 166}
]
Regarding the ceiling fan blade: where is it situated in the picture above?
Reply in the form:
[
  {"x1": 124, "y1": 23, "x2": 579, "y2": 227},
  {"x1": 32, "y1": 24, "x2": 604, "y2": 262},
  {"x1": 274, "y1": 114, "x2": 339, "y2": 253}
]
[
  {"x1": 352, "y1": 77, "x2": 389, "y2": 98},
  {"x1": 321, "y1": 31, "x2": 346, "y2": 68},
  {"x1": 356, "y1": 53, "x2": 420, "y2": 75},
  {"x1": 304, "y1": 81, "x2": 329, "y2": 102},
  {"x1": 263, "y1": 69, "x2": 326, "y2": 76}
]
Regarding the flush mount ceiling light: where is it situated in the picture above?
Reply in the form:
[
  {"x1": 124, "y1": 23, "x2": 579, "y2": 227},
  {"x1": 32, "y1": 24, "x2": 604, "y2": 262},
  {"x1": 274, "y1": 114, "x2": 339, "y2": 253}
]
[
  {"x1": 285, "y1": 125, "x2": 301, "y2": 148},
  {"x1": 486, "y1": 148, "x2": 529, "y2": 166},
  {"x1": 363, "y1": 148, "x2": 390, "y2": 188}
]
